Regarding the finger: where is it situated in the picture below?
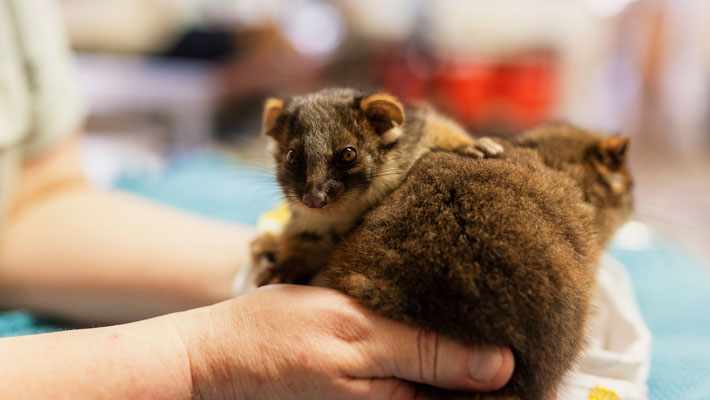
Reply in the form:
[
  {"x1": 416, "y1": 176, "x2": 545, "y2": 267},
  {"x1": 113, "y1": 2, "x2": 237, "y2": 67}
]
[{"x1": 356, "y1": 318, "x2": 514, "y2": 392}]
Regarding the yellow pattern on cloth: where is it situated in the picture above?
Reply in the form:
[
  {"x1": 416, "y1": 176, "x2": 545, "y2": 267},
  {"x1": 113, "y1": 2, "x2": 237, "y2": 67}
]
[
  {"x1": 588, "y1": 386, "x2": 620, "y2": 400},
  {"x1": 256, "y1": 201, "x2": 291, "y2": 234}
]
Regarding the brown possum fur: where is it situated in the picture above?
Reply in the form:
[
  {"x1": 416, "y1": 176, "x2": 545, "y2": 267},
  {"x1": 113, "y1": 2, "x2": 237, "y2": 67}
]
[
  {"x1": 324, "y1": 122, "x2": 633, "y2": 400},
  {"x1": 252, "y1": 88, "x2": 502, "y2": 285}
]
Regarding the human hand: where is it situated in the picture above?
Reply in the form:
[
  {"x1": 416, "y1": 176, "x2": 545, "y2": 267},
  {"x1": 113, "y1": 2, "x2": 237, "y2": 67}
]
[{"x1": 173, "y1": 284, "x2": 514, "y2": 399}]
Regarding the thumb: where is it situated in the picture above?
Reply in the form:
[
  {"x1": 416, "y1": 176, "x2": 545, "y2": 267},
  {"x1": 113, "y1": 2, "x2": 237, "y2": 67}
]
[{"x1": 358, "y1": 317, "x2": 514, "y2": 392}]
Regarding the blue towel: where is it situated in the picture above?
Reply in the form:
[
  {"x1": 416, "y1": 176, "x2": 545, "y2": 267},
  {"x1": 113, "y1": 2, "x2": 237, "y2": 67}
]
[
  {"x1": 1, "y1": 151, "x2": 708, "y2": 399},
  {"x1": 610, "y1": 239, "x2": 710, "y2": 400}
]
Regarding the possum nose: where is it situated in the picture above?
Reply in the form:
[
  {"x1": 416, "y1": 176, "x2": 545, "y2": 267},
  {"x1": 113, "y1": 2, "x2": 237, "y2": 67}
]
[{"x1": 303, "y1": 190, "x2": 327, "y2": 209}]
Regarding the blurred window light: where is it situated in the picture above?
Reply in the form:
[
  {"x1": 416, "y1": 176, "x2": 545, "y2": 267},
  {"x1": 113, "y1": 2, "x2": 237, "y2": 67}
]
[
  {"x1": 583, "y1": 0, "x2": 638, "y2": 18},
  {"x1": 279, "y1": 1, "x2": 345, "y2": 57}
]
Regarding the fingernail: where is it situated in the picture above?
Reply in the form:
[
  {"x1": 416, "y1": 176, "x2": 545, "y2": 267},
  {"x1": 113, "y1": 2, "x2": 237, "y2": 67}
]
[{"x1": 468, "y1": 346, "x2": 502, "y2": 383}]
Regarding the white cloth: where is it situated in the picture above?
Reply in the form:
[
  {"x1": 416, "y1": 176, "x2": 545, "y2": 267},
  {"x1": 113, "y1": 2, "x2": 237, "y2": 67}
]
[
  {"x1": 559, "y1": 253, "x2": 652, "y2": 400},
  {"x1": 0, "y1": 0, "x2": 85, "y2": 226},
  {"x1": 231, "y1": 256, "x2": 260, "y2": 296}
]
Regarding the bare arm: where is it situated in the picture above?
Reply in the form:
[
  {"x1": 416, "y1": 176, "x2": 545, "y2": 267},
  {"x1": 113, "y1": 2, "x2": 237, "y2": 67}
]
[
  {"x1": 0, "y1": 135, "x2": 253, "y2": 324},
  {"x1": 0, "y1": 313, "x2": 192, "y2": 399},
  {"x1": 0, "y1": 285, "x2": 513, "y2": 400}
]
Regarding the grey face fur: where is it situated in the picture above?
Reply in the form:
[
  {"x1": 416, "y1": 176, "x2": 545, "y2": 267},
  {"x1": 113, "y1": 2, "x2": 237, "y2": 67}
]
[{"x1": 263, "y1": 88, "x2": 406, "y2": 210}]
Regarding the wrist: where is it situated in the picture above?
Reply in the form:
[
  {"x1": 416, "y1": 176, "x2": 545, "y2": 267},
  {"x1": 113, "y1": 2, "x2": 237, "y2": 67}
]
[
  {"x1": 113, "y1": 316, "x2": 195, "y2": 400},
  {"x1": 164, "y1": 313, "x2": 198, "y2": 399},
  {"x1": 170, "y1": 300, "x2": 251, "y2": 399}
]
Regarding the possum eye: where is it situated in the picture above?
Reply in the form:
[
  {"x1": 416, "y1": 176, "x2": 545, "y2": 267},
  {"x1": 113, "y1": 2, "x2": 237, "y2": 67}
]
[
  {"x1": 337, "y1": 147, "x2": 358, "y2": 165},
  {"x1": 286, "y1": 149, "x2": 299, "y2": 165}
]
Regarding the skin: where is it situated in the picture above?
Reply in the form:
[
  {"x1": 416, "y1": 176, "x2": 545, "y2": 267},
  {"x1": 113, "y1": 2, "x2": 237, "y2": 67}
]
[
  {"x1": 0, "y1": 286, "x2": 514, "y2": 400},
  {"x1": 0, "y1": 134, "x2": 514, "y2": 398},
  {"x1": 0, "y1": 134, "x2": 252, "y2": 324}
]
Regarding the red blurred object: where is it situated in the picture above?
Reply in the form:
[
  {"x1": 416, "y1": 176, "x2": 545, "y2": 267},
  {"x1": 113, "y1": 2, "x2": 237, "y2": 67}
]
[
  {"x1": 435, "y1": 60, "x2": 496, "y2": 126},
  {"x1": 373, "y1": 43, "x2": 432, "y2": 103},
  {"x1": 495, "y1": 52, "x2": 557, "y2": 129},
  {"x1": 377, "y1": 47, "x2": 558, "y2": 131}
]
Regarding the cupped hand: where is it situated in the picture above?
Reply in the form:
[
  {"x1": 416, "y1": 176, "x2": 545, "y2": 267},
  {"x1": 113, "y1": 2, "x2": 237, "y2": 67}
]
[{"x1": 174, "y1": 284, "x2": 514, "y2": 399}]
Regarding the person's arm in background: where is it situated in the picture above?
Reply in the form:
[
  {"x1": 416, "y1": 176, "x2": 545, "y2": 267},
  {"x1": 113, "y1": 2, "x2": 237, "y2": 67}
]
[
  {"x1": 0, "y1": 285, "x2": 514, "y2": 399},
  {"x1": 0, "y1": 0, "x2": 254, "y2": 324},
  {"x1": 0, "y1": 133, "x2": 253, "y2": 324}
]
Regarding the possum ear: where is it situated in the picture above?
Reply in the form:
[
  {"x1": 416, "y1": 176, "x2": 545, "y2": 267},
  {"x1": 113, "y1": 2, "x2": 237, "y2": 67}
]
[
  {"x1": 360, "y1": 94, "x2": 405, "y2": 142},
  {"x1": 596, "y1": 136, "x2": 629, "y2": 169},
  {"x1": 262, "y1": 98, "x2": 284, "y2": 139},
  {"x1": 594, "y1": 136, "x2": 630, "y2": 194}
]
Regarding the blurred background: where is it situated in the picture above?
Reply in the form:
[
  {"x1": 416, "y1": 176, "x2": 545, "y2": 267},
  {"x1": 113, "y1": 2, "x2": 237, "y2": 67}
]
[{"x1": 58, "y1": 0, "x2": 709, "y2": 265}]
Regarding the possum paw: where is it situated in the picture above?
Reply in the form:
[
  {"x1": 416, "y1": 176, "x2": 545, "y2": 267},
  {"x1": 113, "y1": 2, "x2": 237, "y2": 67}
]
[
  {"x1": 463, "y1": 137, "x2": 504, "y2": 159},
  {"x1": 250, "y1": 233, "x2": 280, "y2": 285},
  {"x1": 250, "y1": 233, "x2": 279, "y2": 265},
  {"x1": 256, "y1": 267, "x2": 284, "y2": 286},
  {"x1": 477, "y1": 137, "x2": 505, "y2": 156}
]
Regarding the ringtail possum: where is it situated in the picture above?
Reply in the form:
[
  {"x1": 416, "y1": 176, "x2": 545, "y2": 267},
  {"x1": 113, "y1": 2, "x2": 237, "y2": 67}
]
[
  {"x1": 324, "y1": 122, "x2": 633, "y2": 400},
  {"x1": 251, "y1": 88, "x2": 503, "y2": 285}
]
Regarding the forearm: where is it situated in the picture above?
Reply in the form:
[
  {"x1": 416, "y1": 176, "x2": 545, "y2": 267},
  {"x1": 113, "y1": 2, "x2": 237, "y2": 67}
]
[
  {"x1": 0, "y1": 314, "x2": 193, "y2": 400},
  {"x1": 0, "y1": 187, "x2": 254, "y2": 324}
]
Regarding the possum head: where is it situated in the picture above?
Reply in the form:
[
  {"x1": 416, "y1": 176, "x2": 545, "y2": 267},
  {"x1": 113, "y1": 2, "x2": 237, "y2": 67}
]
[
  {"x1": 518, "y1": 122, "x2": 633, "y2": 246},
  {"x1": 262, "y1": 88, "x2": 406, "y2": 211}
]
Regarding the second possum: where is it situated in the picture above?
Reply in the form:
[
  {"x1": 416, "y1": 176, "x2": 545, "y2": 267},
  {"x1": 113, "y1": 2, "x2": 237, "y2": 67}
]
[
  {"x1": 325, "y1": 123, "x2": 633, "y2": 400},
  {"x1": 251, "y1": 87, "x2": 502, "y2": 285}
]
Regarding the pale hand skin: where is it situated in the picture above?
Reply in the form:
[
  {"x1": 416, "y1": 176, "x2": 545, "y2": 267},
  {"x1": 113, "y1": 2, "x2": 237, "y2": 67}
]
[
  {"x1": 0, "y1": 285, "x2": 514, "y2": 400},
  {"x1": 180, "y1": 285, "x2": 515, "y2": 399}
]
